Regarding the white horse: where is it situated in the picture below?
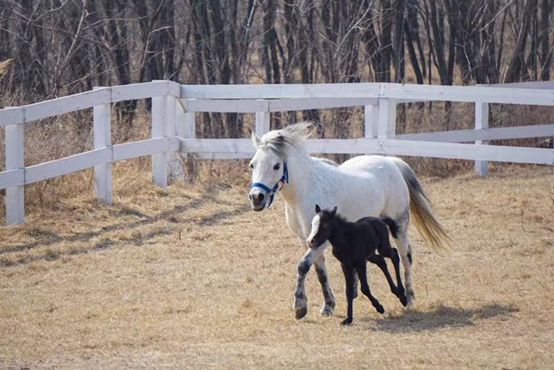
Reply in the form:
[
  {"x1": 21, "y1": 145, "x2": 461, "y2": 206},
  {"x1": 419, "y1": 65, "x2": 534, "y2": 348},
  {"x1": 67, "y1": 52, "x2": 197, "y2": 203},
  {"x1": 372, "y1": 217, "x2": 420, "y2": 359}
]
[{"x1": 248, "y1": 123, "x2": 449, "y2": 319}]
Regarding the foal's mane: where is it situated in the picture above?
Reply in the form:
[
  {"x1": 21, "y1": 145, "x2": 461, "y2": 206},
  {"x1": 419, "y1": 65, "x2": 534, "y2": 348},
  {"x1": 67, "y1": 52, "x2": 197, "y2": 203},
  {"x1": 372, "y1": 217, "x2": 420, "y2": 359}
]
[
  {"x1": 259, "y1": 122, "x2": 316, "y2": 159},
  {"x1": 330, "y1": 212, "x2": 350, "y2": 228},
  {"x1": 320, "y1": 209, "x2": 349, "y2": 228}
]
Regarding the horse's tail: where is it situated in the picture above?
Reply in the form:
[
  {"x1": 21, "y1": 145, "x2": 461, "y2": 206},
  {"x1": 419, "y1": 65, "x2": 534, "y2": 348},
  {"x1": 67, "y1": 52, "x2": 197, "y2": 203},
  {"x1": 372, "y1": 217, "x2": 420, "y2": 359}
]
[
  {"x1": 382, "y1": 217, "x2": 399, "y2": 239},
  {"x1": 392, "y1": 158, "x2": 452, "y2": 253}
]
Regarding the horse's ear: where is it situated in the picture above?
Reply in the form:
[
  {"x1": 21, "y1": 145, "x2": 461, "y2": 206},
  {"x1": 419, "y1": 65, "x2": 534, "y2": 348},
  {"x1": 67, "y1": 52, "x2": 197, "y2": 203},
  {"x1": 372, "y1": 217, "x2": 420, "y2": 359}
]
[
  {"x1": 251, "y1": 131, "x2": 262, "y2": 147},
  {"x1": 330, "y1": 206, "x2": 337, "y2": 216},
  {"x1": 315, "y1": 204, "x2": 321, "y2": 213}
]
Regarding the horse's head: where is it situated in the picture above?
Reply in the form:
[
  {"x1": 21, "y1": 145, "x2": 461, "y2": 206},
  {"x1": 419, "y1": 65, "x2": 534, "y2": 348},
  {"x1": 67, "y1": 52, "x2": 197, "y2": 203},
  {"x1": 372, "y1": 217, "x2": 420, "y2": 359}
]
[
  {"x1": 248, "y1": 131, "x2": 288, "y2": 211},
  {"x1": 307, "y1": 204, "x2": 337, "y2": 249}
]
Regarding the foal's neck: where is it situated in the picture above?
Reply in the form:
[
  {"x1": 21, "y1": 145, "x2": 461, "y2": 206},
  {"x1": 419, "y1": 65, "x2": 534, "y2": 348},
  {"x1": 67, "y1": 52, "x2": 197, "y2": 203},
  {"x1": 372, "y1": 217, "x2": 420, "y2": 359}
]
[{"x1": 329, "y1": 216, "x2": 352, "y2": 249}]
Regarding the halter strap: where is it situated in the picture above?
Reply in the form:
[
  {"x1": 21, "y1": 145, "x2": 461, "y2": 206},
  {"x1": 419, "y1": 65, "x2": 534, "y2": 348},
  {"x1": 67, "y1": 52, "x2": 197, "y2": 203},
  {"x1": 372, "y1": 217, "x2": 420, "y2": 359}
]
[{"x1": 250, "y1": 162, "x2": 289, "y2": 208}]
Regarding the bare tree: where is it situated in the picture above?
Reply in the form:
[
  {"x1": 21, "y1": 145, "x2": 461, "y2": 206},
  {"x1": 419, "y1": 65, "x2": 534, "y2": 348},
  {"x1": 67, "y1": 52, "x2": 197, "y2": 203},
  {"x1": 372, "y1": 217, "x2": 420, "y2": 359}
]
[{"x1": 0, "y1": 0, "x2": 552, "y2": 136}]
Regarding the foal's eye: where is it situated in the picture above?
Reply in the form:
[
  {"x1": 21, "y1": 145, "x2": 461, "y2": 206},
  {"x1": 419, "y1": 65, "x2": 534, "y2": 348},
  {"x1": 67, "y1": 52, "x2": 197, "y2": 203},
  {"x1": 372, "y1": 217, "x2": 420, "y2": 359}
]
[
  {"x1": 273, "y1": 163, "x2": 281, "y2": 170},
  {"x1": 249, "y1": 163, "x2": 254, "y2": 170}
]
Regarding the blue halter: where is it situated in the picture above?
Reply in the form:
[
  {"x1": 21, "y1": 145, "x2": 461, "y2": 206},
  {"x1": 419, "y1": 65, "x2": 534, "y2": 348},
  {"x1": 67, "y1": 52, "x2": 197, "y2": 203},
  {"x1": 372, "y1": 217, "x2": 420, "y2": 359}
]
[{"x1": 250, "y1": 162, "x2": 289, "y2": 208}]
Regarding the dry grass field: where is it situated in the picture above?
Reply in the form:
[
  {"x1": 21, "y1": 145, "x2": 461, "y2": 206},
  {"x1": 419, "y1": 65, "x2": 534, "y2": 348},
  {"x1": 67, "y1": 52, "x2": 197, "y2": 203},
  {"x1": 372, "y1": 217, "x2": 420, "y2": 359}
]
[{"x1": 0, "y1": 163, "x2": 553, "y2": 369}]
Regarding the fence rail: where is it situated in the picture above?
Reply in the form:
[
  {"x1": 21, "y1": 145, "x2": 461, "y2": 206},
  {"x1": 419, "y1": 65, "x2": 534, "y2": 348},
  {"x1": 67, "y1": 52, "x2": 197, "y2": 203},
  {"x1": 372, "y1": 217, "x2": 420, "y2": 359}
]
[{"x1": 1, "y1": 80, "x2": 553, "y2": 224}]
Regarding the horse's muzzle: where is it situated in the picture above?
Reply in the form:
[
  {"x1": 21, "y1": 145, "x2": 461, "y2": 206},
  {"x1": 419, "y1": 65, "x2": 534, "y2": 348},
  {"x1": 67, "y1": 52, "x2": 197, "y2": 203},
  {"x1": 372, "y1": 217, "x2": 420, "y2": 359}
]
[{"x1": 248, "y1": 189, "x2": 266, "y2": 211}]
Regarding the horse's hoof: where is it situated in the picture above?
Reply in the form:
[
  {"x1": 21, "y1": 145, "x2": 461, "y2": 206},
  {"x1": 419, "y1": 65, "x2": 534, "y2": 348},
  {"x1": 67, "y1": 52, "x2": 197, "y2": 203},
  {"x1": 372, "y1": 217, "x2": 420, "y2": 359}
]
[
  {"x1": 341, "y1": 318, "x2": 353, "y2": 326},
  {"x1": 405, "y1": 291, "x2": 415, "y2": 308},
  {"x1": 320, "y1": 307, "x2": 334, "y2": 316},
  {"x1": 295, "y1": 306, "x2": 308, "y2": 320},
  {"x1": 320, "y1": 302, "x2": 335, "y2": 316}
]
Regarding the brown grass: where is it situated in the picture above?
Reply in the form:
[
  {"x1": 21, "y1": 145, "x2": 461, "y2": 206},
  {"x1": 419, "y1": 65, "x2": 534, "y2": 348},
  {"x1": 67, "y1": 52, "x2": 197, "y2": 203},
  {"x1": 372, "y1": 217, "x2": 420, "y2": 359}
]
[
  {"x1": 0, "y1": 164, "x2": 553, "y2": 369},
  {"x1": 0, "y1": 93, "x2": 553, "y2": 368}
]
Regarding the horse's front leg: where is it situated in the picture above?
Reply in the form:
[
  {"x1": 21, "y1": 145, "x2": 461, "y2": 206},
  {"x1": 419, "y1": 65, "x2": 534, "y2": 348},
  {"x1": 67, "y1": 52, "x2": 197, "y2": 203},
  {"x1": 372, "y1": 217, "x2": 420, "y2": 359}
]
[
  {"x1": 294, "y1": 243, "x2": 330, "y2": 319},
  {"x1": 314, "y1": 253, "x2": 336, "y2": 316}
]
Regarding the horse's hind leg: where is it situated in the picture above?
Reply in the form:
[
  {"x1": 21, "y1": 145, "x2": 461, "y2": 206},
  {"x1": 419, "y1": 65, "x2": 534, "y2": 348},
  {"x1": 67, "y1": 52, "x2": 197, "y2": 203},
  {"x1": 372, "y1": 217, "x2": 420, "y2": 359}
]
[{"x1": 393, "y1": 212, "x2": 416, "y2": 305}]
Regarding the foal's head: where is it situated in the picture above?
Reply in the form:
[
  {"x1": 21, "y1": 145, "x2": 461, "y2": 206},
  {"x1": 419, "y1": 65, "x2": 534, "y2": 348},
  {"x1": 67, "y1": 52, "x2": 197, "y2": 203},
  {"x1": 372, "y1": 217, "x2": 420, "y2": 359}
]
[{"x1": 306, "y1": 204, "x2": 338, "y2": 249}]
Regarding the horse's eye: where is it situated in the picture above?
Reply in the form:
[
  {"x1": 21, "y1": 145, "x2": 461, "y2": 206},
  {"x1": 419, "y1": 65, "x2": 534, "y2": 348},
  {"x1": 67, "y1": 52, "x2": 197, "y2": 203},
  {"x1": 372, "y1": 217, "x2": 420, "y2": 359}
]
[
  {"x1": 249, "y1": 163, "x2": 254, "y2": 170},
  {"x1": 273, "y1": 163, "x2": 281, "y2": 170}
]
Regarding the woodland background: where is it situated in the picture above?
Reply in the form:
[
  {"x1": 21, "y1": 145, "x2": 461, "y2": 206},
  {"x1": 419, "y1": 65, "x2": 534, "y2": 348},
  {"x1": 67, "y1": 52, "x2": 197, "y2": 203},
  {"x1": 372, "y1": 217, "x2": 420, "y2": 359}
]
[{"x1": 0, "y1": 0, "x2": 552, "y2": 140}]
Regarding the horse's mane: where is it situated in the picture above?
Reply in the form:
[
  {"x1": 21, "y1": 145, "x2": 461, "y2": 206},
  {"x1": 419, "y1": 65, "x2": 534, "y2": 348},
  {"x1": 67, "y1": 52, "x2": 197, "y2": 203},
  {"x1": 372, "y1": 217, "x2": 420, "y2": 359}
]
[{"x1": 259, "y1": 122, "x2": 317, "y2": 159}]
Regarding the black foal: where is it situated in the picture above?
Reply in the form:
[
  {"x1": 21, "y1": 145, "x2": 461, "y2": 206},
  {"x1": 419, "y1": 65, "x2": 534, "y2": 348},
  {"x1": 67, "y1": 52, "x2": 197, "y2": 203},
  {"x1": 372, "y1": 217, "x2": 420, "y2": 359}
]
[{"x1": 307, "y1": 205, "x2": 408, "y2": 325}]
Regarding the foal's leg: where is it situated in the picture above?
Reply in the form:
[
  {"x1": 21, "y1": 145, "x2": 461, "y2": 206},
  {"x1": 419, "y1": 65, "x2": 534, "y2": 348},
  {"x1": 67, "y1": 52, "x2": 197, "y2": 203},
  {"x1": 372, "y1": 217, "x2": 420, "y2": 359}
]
[
  {"x1": 351, "y1": 269, "x2": 359, "y2": 299},
  {"x1": 392, "y1": 212, "x2": 416, "y2": 305},
  {"x1": 314, "y1": 254, "x2": 336, "y2": 316},
  {"x1": 355, "y1": 263, "x2": 384, "y2": 314},
  {"x1": 388, "y1": 248, "x2": 408, "y2": 306},
  {"x1": 340, "y1": 262, "x2": 356, "y2": 325},
  {"x1": 367, "y1": 254, "x2": 395, "y2": 293},
  {"x1": 370, "y1": 252, "x2": 408, "y2": 307}
]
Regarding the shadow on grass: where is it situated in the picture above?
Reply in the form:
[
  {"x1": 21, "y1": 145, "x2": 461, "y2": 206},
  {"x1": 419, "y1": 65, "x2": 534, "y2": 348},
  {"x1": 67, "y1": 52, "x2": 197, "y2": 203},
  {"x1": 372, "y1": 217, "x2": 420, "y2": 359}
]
[
  {"x1": 0, "y1": 193, "x2": 251, "y2": 267},
  {"x1": 370, "y1": 303, "x2": 518, "y2": 333}
]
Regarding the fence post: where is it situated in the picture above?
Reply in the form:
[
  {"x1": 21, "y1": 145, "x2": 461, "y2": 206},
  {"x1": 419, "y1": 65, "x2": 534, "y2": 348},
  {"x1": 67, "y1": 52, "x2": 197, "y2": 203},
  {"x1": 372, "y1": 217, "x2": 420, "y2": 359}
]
[
  {"x1": 176, "y1": 99, "x2": 196, "y2": 139},
  {"x1": 175, "y1": 99, "x2": 196, "y2": 181},
  {"x1": 166, "y1": 96, "x2": 179, "y2": 183},
  {"x1": 152, "y1": 94, "x2": 168, "y2": 188},
  {"x1": 93, "y1": 87, "x2": 112, "y2": 203},
  {"x1": 5, "y1": 123, "x2": 24, "y2": 224},
  {"x1": 378, "y1": 98, "x2": 397, "y2": 139},
  {"x1": 255, "y1": 102, "x2": 270, "y2": 136},
  {"x1": 364, "y1": 103, "x2": 379, "y2": 139},
  {"x1": 475, "y1": 101, "x2": 489, "y2": 176}
]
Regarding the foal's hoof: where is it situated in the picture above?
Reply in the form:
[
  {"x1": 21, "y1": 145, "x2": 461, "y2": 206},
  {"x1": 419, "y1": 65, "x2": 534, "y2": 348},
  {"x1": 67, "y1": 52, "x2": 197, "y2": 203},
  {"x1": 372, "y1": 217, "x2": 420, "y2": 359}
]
[
  {"x1": 295, "y1": 306, "x2": 308, "y2": 320},
  {"x1": 341, "y1": 317, "x2": 353, "y2": 326},
  {"x1": 399, "y1": 294, "x2": 409, "y2": 307}
]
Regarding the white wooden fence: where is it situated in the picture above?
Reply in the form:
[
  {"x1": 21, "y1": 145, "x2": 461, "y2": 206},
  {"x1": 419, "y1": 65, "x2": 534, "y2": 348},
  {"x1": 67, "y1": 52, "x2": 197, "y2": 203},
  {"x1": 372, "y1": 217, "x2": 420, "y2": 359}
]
[{"x1": 1, "y1": 80, "x2": 553, "y2": 225}]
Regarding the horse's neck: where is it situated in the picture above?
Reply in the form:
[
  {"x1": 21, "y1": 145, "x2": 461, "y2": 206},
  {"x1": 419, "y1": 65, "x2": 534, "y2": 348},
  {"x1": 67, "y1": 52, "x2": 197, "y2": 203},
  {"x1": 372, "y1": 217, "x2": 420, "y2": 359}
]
[
  {"x1": 280, "y1": 151, "x2": 338, "y2": 208},
  {"x1": 279, "y1": 150, "x2": 318, "y2": 206}
]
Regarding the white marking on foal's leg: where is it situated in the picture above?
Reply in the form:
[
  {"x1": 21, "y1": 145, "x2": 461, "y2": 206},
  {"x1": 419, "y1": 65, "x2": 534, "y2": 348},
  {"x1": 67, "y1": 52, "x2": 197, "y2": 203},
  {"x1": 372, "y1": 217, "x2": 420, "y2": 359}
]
[{"x1": 314, "y1": 254, "x2": 335, "y2": 316}]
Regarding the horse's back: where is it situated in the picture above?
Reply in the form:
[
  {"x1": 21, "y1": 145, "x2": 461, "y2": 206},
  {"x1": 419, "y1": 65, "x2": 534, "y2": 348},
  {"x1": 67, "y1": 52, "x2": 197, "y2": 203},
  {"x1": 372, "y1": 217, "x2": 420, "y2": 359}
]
[
  {"x1": 338, "y1": 155, "x2": 410, "y2": 219},
  {"x1": 339, "y1": 155, "x2": 399, "y2": 173}
]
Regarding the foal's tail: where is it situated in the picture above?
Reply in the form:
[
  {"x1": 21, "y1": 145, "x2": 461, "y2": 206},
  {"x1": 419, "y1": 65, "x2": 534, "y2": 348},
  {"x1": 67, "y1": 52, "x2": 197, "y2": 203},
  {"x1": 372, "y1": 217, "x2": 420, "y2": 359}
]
[
  {"x1": 382, "y1": 218, "x2": 399, "y2": 239},
  {"x1": 392, "y1": 158, "x2": 452, "y2": 253}
]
